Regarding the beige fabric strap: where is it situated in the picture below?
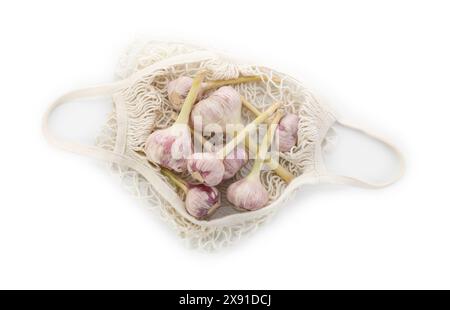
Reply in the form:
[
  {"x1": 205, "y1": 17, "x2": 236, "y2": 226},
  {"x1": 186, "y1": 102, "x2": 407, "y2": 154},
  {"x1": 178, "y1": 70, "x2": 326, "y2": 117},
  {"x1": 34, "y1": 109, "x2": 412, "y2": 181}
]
[
  {"x1": 42, "y1": 50, "x2": 216, "y2": 158},
  {"x1": 318, "y1": 119, "x2": 405, "y2": 189},
  {"x1": 41, "y1": 82, "x2": 193, "y2": 220},
  {"x1": 42, "y1": 83, "x2": 121, "y2": 157},
  {"x1": 42, "y1": 51, "x2": 224, "y2": 226}
]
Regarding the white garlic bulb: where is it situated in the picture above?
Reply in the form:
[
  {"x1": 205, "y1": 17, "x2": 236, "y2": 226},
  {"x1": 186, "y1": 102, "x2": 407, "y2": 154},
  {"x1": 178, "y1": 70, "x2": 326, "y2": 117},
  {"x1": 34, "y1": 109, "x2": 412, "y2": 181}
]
[
  {"x1": 190, "y1": 86, "x2": 242, "y2": 133},
  {"x1": 276, "y1": 113, "x2": 299, "y2": 152}
]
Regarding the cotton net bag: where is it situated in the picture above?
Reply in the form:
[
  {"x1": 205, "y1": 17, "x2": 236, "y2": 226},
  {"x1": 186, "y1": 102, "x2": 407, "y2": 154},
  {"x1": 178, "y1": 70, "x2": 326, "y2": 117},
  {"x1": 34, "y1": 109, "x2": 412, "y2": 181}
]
[{"x1": 43, "y1": 40, "x2": 404, "y2": 250}]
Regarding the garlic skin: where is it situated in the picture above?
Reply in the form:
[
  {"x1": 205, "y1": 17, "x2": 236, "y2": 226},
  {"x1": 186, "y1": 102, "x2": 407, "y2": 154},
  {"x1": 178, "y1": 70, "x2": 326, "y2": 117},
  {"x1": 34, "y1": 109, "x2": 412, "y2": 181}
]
[
  {"x1": 144, "y1": 124, "x2": 192, "y2": 172},
  {"x1": 190, "y1": 86, "x2": 242, "y2": 132},
  {"x1": 167, "y1": 77, "x2": 198, "y2": 110},
  {"x1": 185, "y1": 184, "x2": 220, "y2": 219},
  {"x1": 226, "y1": 178, "x2": 269, "y2": 211},
  {"x1": 276, "y1": 113, "x2": 299, "y2": 152},
  {"x1": 223, "y1": 146, "x2": 248, "y2": 180},
  {"x1": 187, "y1": 152, "x2": 225, "y2": 186}
]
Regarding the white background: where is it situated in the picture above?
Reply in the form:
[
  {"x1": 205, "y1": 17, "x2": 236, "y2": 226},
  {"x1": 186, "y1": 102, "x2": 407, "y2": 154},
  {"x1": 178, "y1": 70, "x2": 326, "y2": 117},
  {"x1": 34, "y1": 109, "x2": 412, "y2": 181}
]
[{"x1": 0, "y1": 0, "x2": 449, "y2": 289}]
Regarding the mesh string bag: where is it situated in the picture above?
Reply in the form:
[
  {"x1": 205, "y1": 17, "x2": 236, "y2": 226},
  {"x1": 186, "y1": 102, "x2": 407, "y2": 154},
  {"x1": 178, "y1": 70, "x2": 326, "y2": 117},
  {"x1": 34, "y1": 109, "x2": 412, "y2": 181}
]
[{"x1": 44, "y1": 40, "x2": 404, "y2": 251}]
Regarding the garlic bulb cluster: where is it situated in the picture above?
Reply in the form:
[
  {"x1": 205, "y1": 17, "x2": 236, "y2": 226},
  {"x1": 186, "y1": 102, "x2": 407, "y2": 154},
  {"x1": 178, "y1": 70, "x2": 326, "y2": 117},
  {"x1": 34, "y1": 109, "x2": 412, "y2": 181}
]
[
  {"x1": 227, "y1": 111, "x2": 284, "y2": 211},
  {"x1": 161, "y1": 168, "x2": 220, "y2": 219},
  {"x1": 187, "y1": 102, "x2": 281, "y2": 186},
  {"x1": 276, "y1": 113, "x2": 299, "y2": 152},
  {"x1": 145, "y1": 72, "x2": 298, "y2": 219},
  {"x1": 167, "y1": 75, "x2": 263, "y2": 110},
  {"x1": 191, "y1": 86, "x2": 242, "y2": 133},
  {"x1": 145, "y1": 72, "x2": 206, "y2": 172}
]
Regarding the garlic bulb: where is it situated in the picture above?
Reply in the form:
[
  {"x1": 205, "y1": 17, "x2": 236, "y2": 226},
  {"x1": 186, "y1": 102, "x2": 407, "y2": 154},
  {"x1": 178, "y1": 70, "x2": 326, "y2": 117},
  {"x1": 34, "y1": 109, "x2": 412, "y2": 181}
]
[
  {"x1": 187, "y1": 102, "x2": 281, "y2": 186},
  {"x1": 227, "y1": 111, "x2": 284, "y2": 211},
  {"x1": 190, "y1": 86, "x2": 242, "y2": 133},
  {"x1": 144, "y1": 125, "x2": 192, "y2": 172},
  {"x1": 223, "y1": 146, "x2": 248, "y2": 180},
  {"x1": 190, "y1": 119, "x2": 248, "y2": 181},
  {"x1": 161, "y1": 168, "x2": 220, "y2": 219},
  {"x1": 145, "y1": 71, "x2": 205, "y2": 172},
  {"x1": 226, "y1": 178, "x2": 269, "y2": 211},
  {"x1": 276, "y1": 113, "x2": 299, "y2": 152},
  {"x1": 187, "y1": 152, "x2": 224, "y2": 186},
  {"x1": 167, "y1": 75, "x2": 263, "y2": 110},
  {"x1": 167, "y1": 76, "x2": 196, "y2": 109},
  {"x1": 185, "y1": 184, "x2": 220, "y2": 219}
]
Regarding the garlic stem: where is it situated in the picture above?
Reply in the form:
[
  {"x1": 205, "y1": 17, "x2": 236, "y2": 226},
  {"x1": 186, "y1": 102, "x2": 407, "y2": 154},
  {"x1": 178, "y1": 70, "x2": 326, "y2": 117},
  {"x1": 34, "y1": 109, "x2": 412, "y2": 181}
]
[
  {"x1": 241, "y1": 96, "x2": 264, "y2": 117},
  {"x1": 217, "y1": 101, "x2": 281, "y2": 158},
  {"x1": 160, "y1": 168, "x2": 188, "y2": 193},
  {"x1": 203, "y1": 76, "x2": 262, "y2": 91},
  {"x1": 245, "y1": 139, "x2": 294, "y2": 183},
  {"x1": 174, "y1": 71, "x2": 206, "y2": 125},
  {"x1": 267, "y1": 161, "x2": 294, "y2": 183},
  {"x1": 248, "y1": 111, "x2": 284, "y2": 179},
  {"x1": 242, "y1": 96, "x2": 294, "y2": 183}
]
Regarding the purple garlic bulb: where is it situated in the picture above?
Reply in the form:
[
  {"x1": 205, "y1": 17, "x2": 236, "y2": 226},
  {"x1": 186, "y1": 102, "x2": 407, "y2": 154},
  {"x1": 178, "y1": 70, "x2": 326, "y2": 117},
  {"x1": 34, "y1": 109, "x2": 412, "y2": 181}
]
[
  {"x1": 146, "y1": 71, "x2": 205, "y2": 172},
  {"x1": 222, "y1": 146, "x2": 248, "y2": 180},
  {"x1": 187, "y1": 152, "x2": 225, "y2": 186},
  {"x1": 276, "y1": 113, "x2": 299, "y2": 152},
  {"x1": 185, "y1": 184, "x2": 220, "y2": 219},
  {"x1": 226, "y1": 110, "x2": 284, "y2": 211},
  {"x1": 145, "y1": 124, "x2": 192, "y2": 172},
  {"x1": 167, "y1": 77, "x2": 198, "y2": 110},
  {"x1": 190, "y1": 86, "x2": 242, "y2": 133},
  {"x1": 226, "y1": 178, "x2": 269, "y2": 211}
]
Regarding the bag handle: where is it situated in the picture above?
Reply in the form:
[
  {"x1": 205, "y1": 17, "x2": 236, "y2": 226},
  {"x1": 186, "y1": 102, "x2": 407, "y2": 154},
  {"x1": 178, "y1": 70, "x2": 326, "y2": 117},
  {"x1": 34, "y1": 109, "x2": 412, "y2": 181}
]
[
  {"x1": 42, "y1": 50, "x2": 221, "y2": 225},
  {"x1": 42, "y1": 82, "x2": 191, "y2": 217},
  {"x1": 42, "y1": 50, "x2": 216, "y2": 160},
  {"x1": 42, "y1": 82, "x2": 124, "y2": 159},
  {"x1": 318, "y1": 119, "x2": 405, "y2": 189}
]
